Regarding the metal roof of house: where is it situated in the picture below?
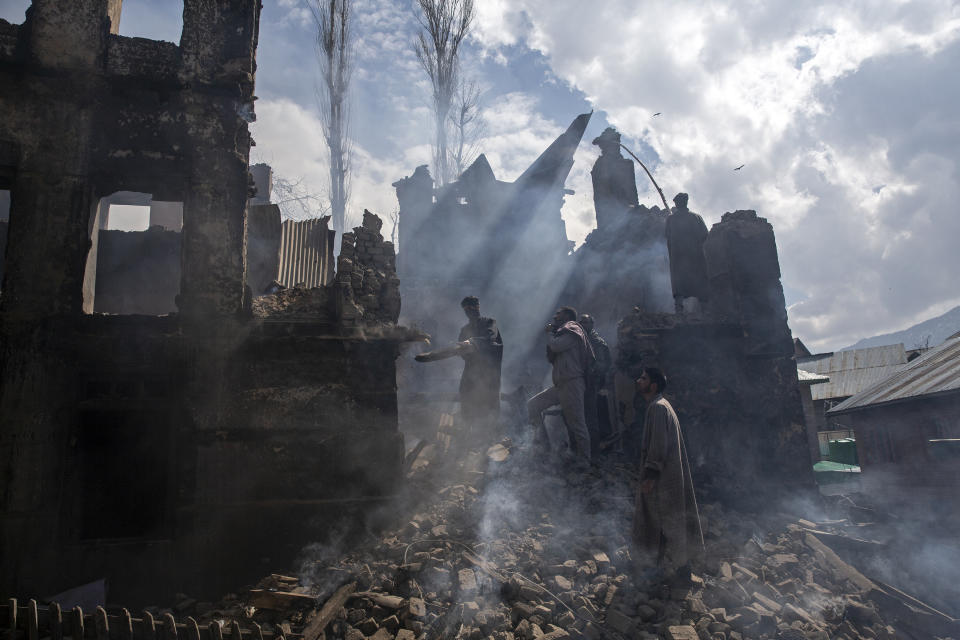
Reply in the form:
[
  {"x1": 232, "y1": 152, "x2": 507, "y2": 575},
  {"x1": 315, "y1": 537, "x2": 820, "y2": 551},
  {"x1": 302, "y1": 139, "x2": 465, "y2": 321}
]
[
  {"x1": 797, "y1": 369, "x2": 830, "y2": 385},
  {"x1": 829, "y1": 336, "x2": 960, "y2": 415},
  {"x1": 797, "y1": 344, "x2": 907, "y2": 401}
]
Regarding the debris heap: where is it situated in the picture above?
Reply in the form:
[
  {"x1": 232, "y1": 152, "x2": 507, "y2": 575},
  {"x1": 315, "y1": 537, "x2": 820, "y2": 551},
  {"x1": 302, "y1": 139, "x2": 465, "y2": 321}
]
[{"x1": 148, "y1": 436, "x2": 958, "y2": 640}]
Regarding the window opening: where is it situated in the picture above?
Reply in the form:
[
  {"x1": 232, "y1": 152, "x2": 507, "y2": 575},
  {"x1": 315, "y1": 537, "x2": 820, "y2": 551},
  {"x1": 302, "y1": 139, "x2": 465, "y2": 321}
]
[
  {"x1": 83, "y1": 192, "x2": 182, "y2": 315},
  {"x1": 116, "y1": 0, "x2": 184, "y2": 45},
  {"x1": 78, "y1": 409, "x2": 169, "y2": 540},
  {"x1": 0, "y1": 1, "x2": 30, "y2": 25}
]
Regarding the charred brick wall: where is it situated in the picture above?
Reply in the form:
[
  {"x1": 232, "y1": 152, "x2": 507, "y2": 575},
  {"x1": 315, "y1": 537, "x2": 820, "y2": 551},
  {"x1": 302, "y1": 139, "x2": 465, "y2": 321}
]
[{"x1": 0, "y1": 1, "x2": 410, "y2": 604}]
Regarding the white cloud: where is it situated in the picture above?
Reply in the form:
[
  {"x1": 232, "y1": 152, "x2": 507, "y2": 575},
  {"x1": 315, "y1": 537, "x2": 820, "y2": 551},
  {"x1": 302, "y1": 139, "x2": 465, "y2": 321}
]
[
  {"x1": 251, "y1": 98, "x2": 412, "y2": 233},
  {"x1": 471, "y1": 0, "x2": 960, "y2": 350}
]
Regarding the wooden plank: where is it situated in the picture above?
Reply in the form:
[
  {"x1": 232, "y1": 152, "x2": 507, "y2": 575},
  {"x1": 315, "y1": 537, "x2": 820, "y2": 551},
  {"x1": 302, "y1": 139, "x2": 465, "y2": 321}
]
[
  {"x1": 27, "y1": 600, "x2": 39, "y2": 640},
  {"x1": 140, "y1": 611, "x2": 156, "y2": 640},
  {"x1": 8, "y1": 599, "x2": 16, "y2": 633},
  {"x1": 71, "y1": 608, "x2": 84, "y2": 640},
  {"x1": 94, "y1": 608, "x2": 109, "y2": 640},
  {"x1": 301, "y1": 582, "x2": 356, "y2": 640},
  {"x1": 803, "y1": 533, "x2": 875, "y2": 592},
  {"x1": 161, "y1": 613, "x2": 177, "y2": 640},
  {"x1": 50, "y1": 603, "x2": 63, "y2": 640},
  {"x1": 184, "y1": 618, "x2": 200, "y2": 640},
  {"x1": 403, "y1": 439, "x2": 428, "y2": 474}
]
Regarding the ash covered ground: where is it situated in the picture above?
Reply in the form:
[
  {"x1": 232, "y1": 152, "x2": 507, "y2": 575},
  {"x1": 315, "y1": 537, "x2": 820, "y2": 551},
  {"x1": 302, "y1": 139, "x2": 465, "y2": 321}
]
[{"x1": 162, "y1": 427, "x2": 959, "y2": 640}]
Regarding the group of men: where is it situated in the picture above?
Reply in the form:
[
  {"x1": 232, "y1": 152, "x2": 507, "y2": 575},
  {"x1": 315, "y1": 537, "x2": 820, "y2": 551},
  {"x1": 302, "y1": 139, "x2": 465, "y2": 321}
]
[
  {"x1": 414, "y1": 296, "x2": 704, "y2": 576},
  {"x1": 525, "y1": 305, "x2": 612, "y2": 461}
]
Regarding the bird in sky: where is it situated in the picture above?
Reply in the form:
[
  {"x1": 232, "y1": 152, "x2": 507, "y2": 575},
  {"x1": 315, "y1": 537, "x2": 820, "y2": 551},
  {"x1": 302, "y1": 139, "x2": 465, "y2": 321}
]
[
  {"x1": 653, "y1": 112, "x2": 661, "y2": 117},
  {"x1": 734, "y1": 164, "x2": 745, "y2": 171}
]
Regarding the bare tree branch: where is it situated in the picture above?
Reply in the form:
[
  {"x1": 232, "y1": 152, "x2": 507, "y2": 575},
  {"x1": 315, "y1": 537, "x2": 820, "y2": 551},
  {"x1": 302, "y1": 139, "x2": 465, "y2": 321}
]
[
  {"x1": 448, "y1": 77, "x2": 485, "y2": 179},
  {"x1": 271, "y1": 174, "x2": 330, "y2": 221},
  {"x1": 414, "y1": 0, "x2": 474, "y2": 186}
]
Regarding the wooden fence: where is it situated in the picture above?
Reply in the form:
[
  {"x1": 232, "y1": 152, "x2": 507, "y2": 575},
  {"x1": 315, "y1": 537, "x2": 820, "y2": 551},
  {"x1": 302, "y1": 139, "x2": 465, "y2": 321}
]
[{"x1": 1, "y1": 599, "x2": 299, "y2": 640}]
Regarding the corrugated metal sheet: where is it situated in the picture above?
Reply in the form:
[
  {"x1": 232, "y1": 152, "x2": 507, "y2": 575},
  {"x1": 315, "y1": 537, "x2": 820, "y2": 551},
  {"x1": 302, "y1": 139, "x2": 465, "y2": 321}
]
[
  {"x1": 797, "y1": 344, "x2": 907, "y2": 401},
  {"x1": 278, "y1": 217, "x2": 336, "y2": 288},
  {"x1": 797, "y1": 369, "x2": 830, "y2": 385},
  {"x1": 829, "y1": 336, "x2": 960, "y2": 414}
]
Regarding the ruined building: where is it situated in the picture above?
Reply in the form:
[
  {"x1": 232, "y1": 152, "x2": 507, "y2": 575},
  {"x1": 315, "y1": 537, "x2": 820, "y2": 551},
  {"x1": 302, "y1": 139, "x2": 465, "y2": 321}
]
[
  {"x1": 0, "y1": 0, "x2": 410, "y2": 603},
  {"x1": 398, "y1": 121, "x2": 813, "y2": 500}
]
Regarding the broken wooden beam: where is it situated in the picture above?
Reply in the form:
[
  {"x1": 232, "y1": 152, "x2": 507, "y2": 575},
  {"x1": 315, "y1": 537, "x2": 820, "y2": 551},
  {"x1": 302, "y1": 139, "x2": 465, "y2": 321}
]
[{"x1": 302, "y1": 582, "x2": 357, "y2": 640}]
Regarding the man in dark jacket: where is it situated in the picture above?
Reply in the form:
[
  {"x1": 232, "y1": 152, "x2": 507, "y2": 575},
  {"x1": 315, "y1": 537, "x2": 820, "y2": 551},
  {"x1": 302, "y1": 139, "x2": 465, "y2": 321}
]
[
  {"x1": 456, "y1": 296, "x2": 503, "y2": 428},
  {"x1": 579, "y1": 314, "x2": 612, "y2": 454}
]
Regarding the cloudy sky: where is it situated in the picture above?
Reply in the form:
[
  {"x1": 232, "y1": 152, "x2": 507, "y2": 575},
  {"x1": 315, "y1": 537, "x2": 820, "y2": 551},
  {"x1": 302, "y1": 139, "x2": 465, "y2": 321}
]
[{"x1": 2, "y1": 0, "x2": 958, "y2": 351}]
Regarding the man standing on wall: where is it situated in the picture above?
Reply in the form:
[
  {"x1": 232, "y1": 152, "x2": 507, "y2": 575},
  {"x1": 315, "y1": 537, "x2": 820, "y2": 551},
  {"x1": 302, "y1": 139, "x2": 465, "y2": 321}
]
[
  {"x1": 527, "y1": 307, "x2": 594, "y2": 461},
  {"x1": 632, "y1": 367, "x2": 704, "y2": 579}
]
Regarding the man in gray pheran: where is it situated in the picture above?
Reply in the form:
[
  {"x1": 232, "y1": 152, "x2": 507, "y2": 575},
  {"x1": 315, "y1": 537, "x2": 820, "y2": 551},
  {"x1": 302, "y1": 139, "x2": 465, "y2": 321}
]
[
  {"x1": 527, "y1": 307, "x2": 595, "y2": 460},
  {"x1": 632, "y1": 367, "x2": 704, "y2": 577}
]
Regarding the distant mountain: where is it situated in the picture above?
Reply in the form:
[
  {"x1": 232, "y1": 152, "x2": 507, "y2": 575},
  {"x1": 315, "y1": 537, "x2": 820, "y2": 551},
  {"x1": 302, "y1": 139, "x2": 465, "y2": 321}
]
[{"x1": 843, "y1": 305, "x2": 960, "y2": 351}]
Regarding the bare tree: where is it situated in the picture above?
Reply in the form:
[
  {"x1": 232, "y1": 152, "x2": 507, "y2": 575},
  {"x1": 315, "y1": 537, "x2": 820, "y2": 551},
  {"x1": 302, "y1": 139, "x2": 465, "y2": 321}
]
[
  {"x1": 271, "y1": 174, "x2": 329, "y2": 221},
  {"x1": 388, "y1": 208, "x2": 399, "y2": 246},
  {"x1": 308, "y1": 0, "x2": 352, "y2": 242},
  {"x1": 448, "y1": 77, "x2": 485, "y2": 179},
  {"x1": 414, "y1": 0, "x2": 474, "y2": 186}
]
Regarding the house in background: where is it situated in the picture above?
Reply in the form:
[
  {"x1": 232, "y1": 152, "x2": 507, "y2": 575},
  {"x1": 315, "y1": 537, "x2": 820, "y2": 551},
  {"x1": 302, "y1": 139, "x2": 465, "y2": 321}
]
[
  {"x1": 797, "y1": 343, "x2": 910, "y2": 457},
  {"x1": 797, "y1": 367, "x2": 830, "y2": 463},
  {"x1": 828, "y1": 334, "x2": 960, "y2": 507}
]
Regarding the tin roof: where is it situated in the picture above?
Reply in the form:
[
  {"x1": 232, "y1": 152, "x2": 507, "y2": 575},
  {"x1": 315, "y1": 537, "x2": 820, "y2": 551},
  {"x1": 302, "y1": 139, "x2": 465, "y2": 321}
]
[
  {"x1": 797, "y1": 344, "x2": 907, "y2": 401},
  {"x1": 829, "y1": 336, "x2": 960, "y2": 415}
]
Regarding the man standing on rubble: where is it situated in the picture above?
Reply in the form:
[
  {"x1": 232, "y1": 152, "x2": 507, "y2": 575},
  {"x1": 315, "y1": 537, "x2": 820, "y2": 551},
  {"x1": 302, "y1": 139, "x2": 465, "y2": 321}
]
[
  {"x1": 633, "y1": 367, "x2": 704, "y2": 578},
  {"x1": 579, "y1": 314, "x2": 613, "y2": 455},
  {"x1": 455, "y1": 296, "x2": 504, "y2": 430},
  {"x1": 527, "y1": 307, "x2": 594, "y2": 461}
]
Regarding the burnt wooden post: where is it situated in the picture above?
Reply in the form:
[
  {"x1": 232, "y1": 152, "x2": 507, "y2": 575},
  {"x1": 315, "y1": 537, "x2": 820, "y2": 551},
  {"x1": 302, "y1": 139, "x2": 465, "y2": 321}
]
[
  {"x1": 208, "y1": 621, "x2": 222, "y2": 640},
  {"x1": 140, "y1": 611, "x2": 156, "y2": 640},
  {"x1": 94, "y1": 607, "x2": 109, "y2": 640},
  {"x1": 161, "y1": 613, "x2": 177, "y2": 640},
  {"x1": 228, "y1": 621, "x2": 242, "y2": 640},
  {"x1": 185, "y1": 618, "x2": 200, "y2": 640},
  {"x1": 120, "y1": 610, "x2": 133, "y2": 640},
  {"x1": 250, "y1": 622, "x2": 263, "y2": 640},
  {"x1": 7, "y1": 598, "x2": 16, "y2": 635},
  {"x1": 27, "y1": 600, "x2": 39, "y2": 640},
  {"x1": 71, "y1": 608, "x2": 84, "y2": 640},
  {"x1": 50, "y1": 602, "x2": 63, "y2": 640}
]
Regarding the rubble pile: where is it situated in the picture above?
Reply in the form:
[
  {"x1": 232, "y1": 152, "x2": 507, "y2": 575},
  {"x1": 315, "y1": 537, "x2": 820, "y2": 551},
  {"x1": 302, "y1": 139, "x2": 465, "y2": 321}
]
[
  {"x1": 161, "y1": 437, "x2": 959, "y2": 640},
  {"x1": 252, "y1": 286, "x2": 334, "y2": 319},
  {"x1": 336, "y1": 211, "x2": 401, "y2": 326}
]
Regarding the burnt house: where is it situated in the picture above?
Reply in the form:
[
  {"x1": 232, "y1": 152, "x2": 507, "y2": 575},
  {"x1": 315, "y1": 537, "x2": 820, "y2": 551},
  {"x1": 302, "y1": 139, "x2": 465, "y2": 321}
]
[
  {"x1": 0, "y1": 0, "x2": 409, "y2": 603},
  {"x1": 797, "y1": 344, "x2": 909, "y2": 455},
  {"x1": 828, "y1": 334, "x2": 960, "y2": 508}
]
